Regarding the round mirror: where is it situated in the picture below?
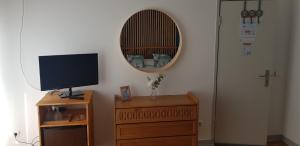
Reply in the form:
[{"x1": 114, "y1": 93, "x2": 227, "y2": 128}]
[{"x1": 120, "y1": 9, "x2": 182, "y2": 72}]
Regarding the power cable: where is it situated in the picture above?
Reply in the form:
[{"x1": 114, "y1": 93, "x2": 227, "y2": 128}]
[{"x1": 19, "y1": 0, "x2": 40, "y2": 90}]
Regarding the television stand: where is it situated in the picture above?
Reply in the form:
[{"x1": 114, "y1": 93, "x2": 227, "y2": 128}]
[
  {"x1": 69, "y1": 95, "x2": 84, "y2": 100},
  {"x1": 37, "y1": 90, "x2": 94, "y2": 146},
  {"x1": 59, "y1": 88, "x2": 84, "y2": 99}
]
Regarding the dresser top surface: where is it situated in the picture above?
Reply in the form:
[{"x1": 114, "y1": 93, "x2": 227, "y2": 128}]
[
  {"x1": 115, "y1": 93, "x2": 198, "y2": 109},
  {"x1": 37, "y1": 90, "x2": 93, "y2": 106}
]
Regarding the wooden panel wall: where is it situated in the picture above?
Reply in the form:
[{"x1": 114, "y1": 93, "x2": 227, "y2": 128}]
[{"x1": 120, "y1": 10, "x2": 180, "y2": 59}]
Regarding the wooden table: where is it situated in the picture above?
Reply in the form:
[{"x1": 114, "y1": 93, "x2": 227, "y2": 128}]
[{"x1": 37, "y1": 90, "x2": 94, "y2": 146}]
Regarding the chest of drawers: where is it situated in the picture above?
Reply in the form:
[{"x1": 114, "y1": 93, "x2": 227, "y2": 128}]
[{"x1": 114, "y1": 92, "x2": 198, "y2": 146}]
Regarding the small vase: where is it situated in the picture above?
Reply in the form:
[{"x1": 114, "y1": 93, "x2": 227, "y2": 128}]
[{"x1": 150, "y1": 88, "x2": 158, "y2": 100}]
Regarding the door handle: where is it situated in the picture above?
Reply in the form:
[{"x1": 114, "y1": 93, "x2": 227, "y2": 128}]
[{"x1": 257, "y1": 70, "x2": 270, "y2": 87}]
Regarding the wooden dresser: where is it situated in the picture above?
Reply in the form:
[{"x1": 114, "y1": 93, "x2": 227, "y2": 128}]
[{"x1": 114, "y1": 92, "x2": 198, "y2": 146}]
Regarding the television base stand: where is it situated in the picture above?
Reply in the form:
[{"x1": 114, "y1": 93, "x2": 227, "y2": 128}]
[
  {"x1": 59, "y1": 88, "x2": 84, "y2": 99},
  {"x1": 68, "y1": 95, "x2": 84, "y2": 100}
]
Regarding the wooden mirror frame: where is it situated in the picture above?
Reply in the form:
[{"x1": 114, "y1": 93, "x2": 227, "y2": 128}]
[{"x1": 119, "y1": 9, "x2": 182, "y2": 73}]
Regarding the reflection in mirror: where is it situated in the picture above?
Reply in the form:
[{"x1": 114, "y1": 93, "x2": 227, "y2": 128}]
[{"x1": 120, "y1": 9, "x2": 181, "y2": 72}]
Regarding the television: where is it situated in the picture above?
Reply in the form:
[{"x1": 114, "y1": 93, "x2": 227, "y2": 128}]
[{"x1": 39, "y1": 53, "x2": 98, "y2": 98}]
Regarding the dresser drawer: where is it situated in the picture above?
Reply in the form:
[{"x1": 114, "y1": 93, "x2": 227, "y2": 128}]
[
  {"x1": 116, "y1": 106, "x2": 197, "y2": 124},
  {"x1": 117, "y1": 121, "x2": 197, "y2": 139},
  {"x1": 117, "y1": 136, "x2": 197, "y2": 146}
]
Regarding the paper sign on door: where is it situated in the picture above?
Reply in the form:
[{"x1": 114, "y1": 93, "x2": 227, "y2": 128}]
[{"x1": 240, "y1": 17, "x2": 257, "y2": 56}]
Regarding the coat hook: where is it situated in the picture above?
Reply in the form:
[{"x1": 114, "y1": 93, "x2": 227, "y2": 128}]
[
  {"x1": 241, "y1": 0, "x2": 249, "y2": 24},
  {"x1": 257, "y1": 0, "x2": 263, "y2": 24}
]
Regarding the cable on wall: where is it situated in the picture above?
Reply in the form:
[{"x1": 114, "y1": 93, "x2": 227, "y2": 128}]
[
  {"x1": 14, "y1": 133, "x2": 39, "y2": 146},
  {"x1": 19, "y1": 0, "x2": 40, "y2": 90}
]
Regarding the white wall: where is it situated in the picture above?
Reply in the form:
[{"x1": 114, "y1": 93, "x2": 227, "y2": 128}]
[
  {"x1": 283, "y1": 0, "x2": 300, "y2": 144},
  {"x1": 0, "y1": 1, "x2": 12, "y2": 145},
  {"x1": 0, "y1": 1, "x2": 28, "y2": 146},
  {"x1": 2, "y1": 0, "x2": 218, "y2": 146}
]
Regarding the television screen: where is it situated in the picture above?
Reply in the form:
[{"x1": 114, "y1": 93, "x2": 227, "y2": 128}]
[{"x1": 39, "y1": 53, "x2": 98, "y2": 91}]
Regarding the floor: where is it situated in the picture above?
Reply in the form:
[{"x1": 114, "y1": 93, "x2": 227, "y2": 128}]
[{"x1": 268, "y1": 141, "x2": 288, "y2": 146}]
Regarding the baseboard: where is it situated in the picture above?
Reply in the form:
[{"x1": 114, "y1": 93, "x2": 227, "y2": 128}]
[
  {"x1": 199, "y1": 136, "x2": 299, "y2": 146},
  {"x1": 267, "y1": 135, "x2": 299, "y2": 146},
  {"x1": 214, "y1": 143, "x2": 263, "y2": 146},
  {"x1": 199, "y1": 140, "x2": 214, "y2": 146},
  {"x1": 212, "y1": 135, "x2": 281, "y2": 146},
  {"x1": 283, "y1": 137, "x2": 300, "y2": 146},
  {"x1": 268, "y1": 135, "x2": 284, "y2": 142}
]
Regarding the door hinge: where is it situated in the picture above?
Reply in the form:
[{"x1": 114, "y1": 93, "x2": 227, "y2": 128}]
[{"x1": 217, "y1": 15, "x2": 222, "y2": 28}]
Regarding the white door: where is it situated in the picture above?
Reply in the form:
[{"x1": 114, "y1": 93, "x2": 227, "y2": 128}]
[{"x1": 215, "y1": 1, "x2": 276, "y2": 145}]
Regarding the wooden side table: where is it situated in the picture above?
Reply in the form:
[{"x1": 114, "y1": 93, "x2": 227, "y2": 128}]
[{"x1": 37, "y1": 90, "x2": 94, "y2": 146}]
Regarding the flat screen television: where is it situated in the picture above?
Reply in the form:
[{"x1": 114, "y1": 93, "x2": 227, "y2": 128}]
[{"x1": 39, "y1": 53, "x2": 98, "y2": 98}]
